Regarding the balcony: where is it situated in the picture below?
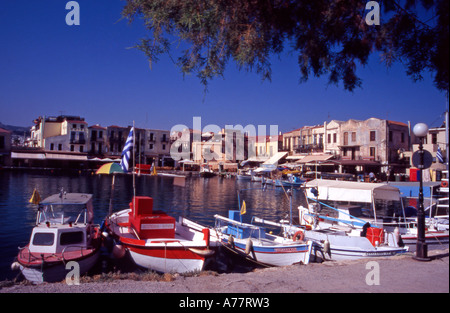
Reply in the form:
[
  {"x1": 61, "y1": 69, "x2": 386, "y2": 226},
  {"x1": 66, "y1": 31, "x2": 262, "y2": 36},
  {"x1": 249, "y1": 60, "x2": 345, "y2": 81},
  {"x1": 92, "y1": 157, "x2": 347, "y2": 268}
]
[{"x1": 70, "y1": 139, "x2": 86, "y2": 144}]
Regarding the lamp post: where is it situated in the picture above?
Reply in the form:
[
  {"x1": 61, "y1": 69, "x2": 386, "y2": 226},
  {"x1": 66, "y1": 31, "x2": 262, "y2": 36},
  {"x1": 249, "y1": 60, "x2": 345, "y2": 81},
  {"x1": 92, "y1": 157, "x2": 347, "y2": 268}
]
[{"x1": 412, "y1": 123, "x2": 431, "y2": 261}]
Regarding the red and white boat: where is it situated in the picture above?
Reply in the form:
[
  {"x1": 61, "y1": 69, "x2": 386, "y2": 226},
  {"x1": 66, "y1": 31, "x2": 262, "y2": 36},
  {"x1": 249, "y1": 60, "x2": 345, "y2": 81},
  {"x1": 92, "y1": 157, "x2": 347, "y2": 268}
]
[
  {"x1": 106, "y1": 196, "x2": 215, "y2": 274},
  {"x1": 13, "y1": 192, "x2": 101, "y2": 283}
]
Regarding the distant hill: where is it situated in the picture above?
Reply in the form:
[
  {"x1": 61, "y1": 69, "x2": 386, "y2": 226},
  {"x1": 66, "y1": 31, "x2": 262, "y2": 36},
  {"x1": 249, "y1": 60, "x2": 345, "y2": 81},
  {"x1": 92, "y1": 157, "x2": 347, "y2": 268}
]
[{"x1": 0, "y1": 122, "x2": 31, "y2": 136}]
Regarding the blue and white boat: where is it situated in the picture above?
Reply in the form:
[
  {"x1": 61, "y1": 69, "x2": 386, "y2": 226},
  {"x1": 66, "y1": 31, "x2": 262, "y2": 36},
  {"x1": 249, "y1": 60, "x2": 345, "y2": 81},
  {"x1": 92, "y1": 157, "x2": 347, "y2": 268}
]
[{"x1": 214, "y1": 211, "x2": 312, "y2": 267}]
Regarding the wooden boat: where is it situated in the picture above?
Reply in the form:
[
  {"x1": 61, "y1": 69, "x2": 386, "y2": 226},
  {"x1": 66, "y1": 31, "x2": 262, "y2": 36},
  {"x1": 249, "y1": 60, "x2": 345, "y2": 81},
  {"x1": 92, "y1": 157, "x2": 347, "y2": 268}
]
[
  {"x1": 304, "y1": 179, "x2": 449, "y2": 247},
  {"x1": 214, "y1": 211, "x2": 312, "y2": 267},
  {"x1": 106, "y1": 196, "x2": 215, "y2": 274},
  {"x1": 13, "y1": 192, "x2": 101, "y2": 283}
]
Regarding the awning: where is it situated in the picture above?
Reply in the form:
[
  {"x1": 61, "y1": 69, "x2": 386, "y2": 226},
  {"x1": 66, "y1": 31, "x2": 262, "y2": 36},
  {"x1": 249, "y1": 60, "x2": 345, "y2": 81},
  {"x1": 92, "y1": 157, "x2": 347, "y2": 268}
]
[
  {"x1": 387, "y1": 182, "x2": 441, "y2": 198},
  {"x1": 296, "y1": 154, "x2": 334, "y2": 164},
  {"x1": 305, "y1": 179, "x2": 401, "y2": 203},
  {"x1": 11, "y1": 152, "x2": 46, "y2": 159},
  {"x1": 262, "y1": 152, "x2": 287, "y2": 166},
  {"x1": 45, "y1": 153, "x2": 88, "y2": 161}
]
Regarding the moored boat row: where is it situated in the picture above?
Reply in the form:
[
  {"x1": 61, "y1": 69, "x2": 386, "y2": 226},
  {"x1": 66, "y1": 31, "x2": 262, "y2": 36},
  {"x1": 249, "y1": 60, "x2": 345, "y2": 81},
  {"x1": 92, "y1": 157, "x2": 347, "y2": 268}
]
[{"x1": 12, "y1": 177, "x2": 448, "y2": 284}]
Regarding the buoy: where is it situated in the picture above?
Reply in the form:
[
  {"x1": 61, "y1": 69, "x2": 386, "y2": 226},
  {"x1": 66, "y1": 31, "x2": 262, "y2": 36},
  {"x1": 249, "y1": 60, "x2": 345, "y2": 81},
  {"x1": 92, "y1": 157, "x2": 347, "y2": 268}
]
[
  {"x1": 112, "y1": 244, "x2": 126, "y2": 259},
  {"x1": 293, "y1": 230, "x2": 305, "y2": 242},
  {"x1": 245, "y1": 238, "x2": 253, "y2": 255},
  {"x1": 11, "y1": 262, "x2": 21, "y2": 271},
  {"x1": 394, "y1": 227, "x2": 405, "y2": 247},
  {"x1": 228, "y1": 234, "x2": 234, "y2": 247},
  {"x1": 323, "y1": 240, "x2": 331, "y2": 257}
]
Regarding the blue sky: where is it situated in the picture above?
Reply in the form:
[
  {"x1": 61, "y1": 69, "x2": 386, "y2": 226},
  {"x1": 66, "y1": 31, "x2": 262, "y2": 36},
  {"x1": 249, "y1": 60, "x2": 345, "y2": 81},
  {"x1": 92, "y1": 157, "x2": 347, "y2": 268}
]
[{"x1": 0, "y1": 0, "x2": 448, "y2": 133}]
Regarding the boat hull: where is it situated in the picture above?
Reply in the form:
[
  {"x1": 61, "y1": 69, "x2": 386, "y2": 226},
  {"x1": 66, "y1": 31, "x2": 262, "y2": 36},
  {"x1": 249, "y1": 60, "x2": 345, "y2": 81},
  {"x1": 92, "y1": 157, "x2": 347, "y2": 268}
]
[
  {"x1": 220, "y1": 237, "x2": 312, "y2": 267},
  {"x1": 18, "y1": 249, "x2": 100, "y2": 284},
  {"x1": 127, "y1": 245, "x2": 205, "y2": 273}
]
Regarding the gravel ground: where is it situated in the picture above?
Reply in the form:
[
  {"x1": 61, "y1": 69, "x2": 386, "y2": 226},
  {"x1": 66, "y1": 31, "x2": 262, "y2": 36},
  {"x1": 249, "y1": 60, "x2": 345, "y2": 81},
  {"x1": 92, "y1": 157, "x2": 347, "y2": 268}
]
[{"x1": 1, "y1": 249, "x2": 448, "y2": 294}]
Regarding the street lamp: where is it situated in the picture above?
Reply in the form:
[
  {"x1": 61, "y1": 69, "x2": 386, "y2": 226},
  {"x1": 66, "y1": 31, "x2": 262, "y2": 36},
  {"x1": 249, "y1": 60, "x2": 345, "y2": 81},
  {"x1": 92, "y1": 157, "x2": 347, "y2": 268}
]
[{"x1": 412, "y1": 123, "x2": 431, "y2": 261}]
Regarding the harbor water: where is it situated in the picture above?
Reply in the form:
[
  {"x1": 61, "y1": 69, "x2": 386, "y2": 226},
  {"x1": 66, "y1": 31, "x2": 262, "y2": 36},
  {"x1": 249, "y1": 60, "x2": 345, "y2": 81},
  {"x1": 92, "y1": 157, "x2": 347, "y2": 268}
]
[{"x1": 0, "y1": 170, "x2": 306, "y2": 281}]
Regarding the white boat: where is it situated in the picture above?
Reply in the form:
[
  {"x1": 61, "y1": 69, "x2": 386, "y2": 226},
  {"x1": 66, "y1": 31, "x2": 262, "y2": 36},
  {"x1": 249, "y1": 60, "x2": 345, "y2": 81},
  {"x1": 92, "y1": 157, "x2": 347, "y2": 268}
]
[
  {"x1": 214, "y1": 211, "x2": 313, "y2": 267},
  {"x1": 303, "y1": 179, "x2": 449, "y2": 246},
  {"x1": 13, "y1": 192, "x2": 101, "y2": 283},
  {"x1": 106, "y1": 196, "x2": 215, "y2": 274},
  {"x1": 199, "y1": 164, "x2": 216, "y2": 177},
  {"x1": 236, "y1": 169, "x2": 252, "y2": 180}
]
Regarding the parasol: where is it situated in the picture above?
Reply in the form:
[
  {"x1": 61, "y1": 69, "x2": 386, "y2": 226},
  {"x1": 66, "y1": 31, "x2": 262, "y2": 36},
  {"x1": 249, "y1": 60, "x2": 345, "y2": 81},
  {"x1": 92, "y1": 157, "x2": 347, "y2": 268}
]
[
  {"x1": 96, "y1": 162, "x2": 123, "y2": 216},
  {"x1": 96, "y1": 162, "x2": 124, "y2": 174}
]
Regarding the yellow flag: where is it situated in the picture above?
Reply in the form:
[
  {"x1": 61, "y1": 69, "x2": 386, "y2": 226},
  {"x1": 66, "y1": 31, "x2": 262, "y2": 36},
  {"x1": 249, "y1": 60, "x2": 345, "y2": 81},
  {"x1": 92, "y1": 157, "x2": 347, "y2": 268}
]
[
  {"x1": 240, "y1": 200, "x2": 246, "y2": 215},
  {"x1": 29, "y1": 188, "x2": 41, "y2": 205}
]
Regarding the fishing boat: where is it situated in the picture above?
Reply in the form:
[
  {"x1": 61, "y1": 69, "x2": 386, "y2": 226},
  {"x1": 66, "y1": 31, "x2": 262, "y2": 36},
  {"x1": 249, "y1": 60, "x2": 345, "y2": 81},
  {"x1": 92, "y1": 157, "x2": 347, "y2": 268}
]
[
  {"x1": 105, "y1": 196, "x2": 215, "y2": 274},
  {"x1": 199, "y1": 164, "x2": 216, "y2": 178},
  {"x1": 303, "y1": 179, "x2": 449, "y2": 247},
  {"x1": 236, "y1": 169, "x2": 252, "y2": 180},
  {"x1": 13, "y1": 191, "x2": 101, "y2": 283},
  {"x1": 214, "y1": 211, "x2": 313, "y2": 267}
]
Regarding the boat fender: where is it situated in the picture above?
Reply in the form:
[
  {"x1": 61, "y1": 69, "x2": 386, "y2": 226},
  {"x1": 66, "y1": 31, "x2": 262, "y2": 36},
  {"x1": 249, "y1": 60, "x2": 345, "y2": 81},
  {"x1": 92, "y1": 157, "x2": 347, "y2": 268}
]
[
  {"x1": 202, "y1": 228, "x2": 210, "y2": 249},
  {"x1": 293, "y1": 230, "x2": 305, "y2": 242},
  {"x1": 245, "y1": 238, "x2": 253, "y2": 255},
  {"x1": 441, "y1": 180, "x2": 448, "y2": 188},
  {"x1": 112, "y1": 244, "x2": 126, "y2": 259},
  {"x1": 360, "y1": 222, "x2": 371, "y2": 237},
  {"x1": 394, "y1": 227, "x2": 405, "y2": 248},
  {"x1": 228, "y1": 234, "x2": 234, "y2": 248},
  {"x1": 11, "y1": 261, "x2": 20, "y2": 271},
  {"x1": 189, "y1": 248, "x2": 215, "y2": 257},
  {"x1": 323, "y1": 240, "x2": 331, "y2": 257}
]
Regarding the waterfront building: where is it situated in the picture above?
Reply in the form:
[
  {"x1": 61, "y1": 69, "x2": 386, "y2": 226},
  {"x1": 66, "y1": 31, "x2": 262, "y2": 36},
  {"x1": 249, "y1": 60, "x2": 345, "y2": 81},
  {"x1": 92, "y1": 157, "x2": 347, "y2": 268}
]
[
  {"x1": 144, "y1": 128, "x2": 172, "y2": 167},
  {"x1": 0, "y1": 128, "x2": 12, "y2": 166},
  {"x1": 88, "y1": 124, "x2": 107, "y2": 156},
  {"x1": 28, "y1": 115, "x2": 88, "y2": 153}
]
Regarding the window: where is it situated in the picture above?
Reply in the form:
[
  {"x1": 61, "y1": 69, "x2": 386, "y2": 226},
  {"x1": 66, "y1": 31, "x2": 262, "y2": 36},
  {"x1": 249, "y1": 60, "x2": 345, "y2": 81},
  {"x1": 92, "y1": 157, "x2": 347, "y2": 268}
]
[
  {"x1": 432, "y1": 133, "x2": 437, "y2": 144},
  {"x1": 162, "y1": 144, "x2": 166, "y2": 150},
  {"x1": 50, "y1": 143, "x2": 54, "y2": 150},
  {"x1": 70, "y1": 145, "x2": 74, "y2": 151},
  {"x1": 0, "y1": 136, "x2": 4, "y2": 149},
  {"x1": 58, "y1": 144, "x2": 62, "y2": 151},
  {"x1": 149, "y1": 143, "x2": 153, "y2": 150},
  {"x1": 32, "y1": 233, "x2": 55, "y2": 246},
  {"x1": 370, "y1": 147, "x2": 376, "y2": 157},
  {"x1": 343, "y1": 132, "x2": 348, "y2": 145},
  {"x1": 79, "y1": 146, "x2": 84, "y2": 152},
  {"x1": 351, "y1": 132, "x2": 356, "y2": 142},
  {"x1": 60, "y1": 231, "x2": 84, "y2": 245},
  {"x1": 370, "y1": 131, "x2": 376, "y2": 141},
  {"x1": 401, "y1": 132, "x2": 405, "y2": 143},
  {"x1": 333, "y1": 133, "x2": 337, "y2": 143},
  {"x1": 328, "y1": 134, "x2": 331, "y2": 143}
]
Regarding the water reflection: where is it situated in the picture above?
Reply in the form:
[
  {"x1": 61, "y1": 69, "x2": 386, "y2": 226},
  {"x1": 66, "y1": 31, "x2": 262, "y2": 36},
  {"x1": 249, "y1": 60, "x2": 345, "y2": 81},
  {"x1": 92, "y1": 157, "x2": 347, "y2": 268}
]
[{"x1": 0, "y1": 171, "x2": 306, "y2": 280}]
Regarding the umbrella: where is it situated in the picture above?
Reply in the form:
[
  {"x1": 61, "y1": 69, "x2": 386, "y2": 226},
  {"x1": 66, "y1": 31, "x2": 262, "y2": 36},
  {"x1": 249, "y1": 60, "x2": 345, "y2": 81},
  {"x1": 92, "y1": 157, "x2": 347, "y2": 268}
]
[
  {"x1": 96, "y1": 162, "x2": 124, "y2": 174},
  {"x1": 29, "y1": 188, "x2": 41, "y2": 205},
  {"x1": 96, "y1": 162, "x2": 123, "y2": 216}
]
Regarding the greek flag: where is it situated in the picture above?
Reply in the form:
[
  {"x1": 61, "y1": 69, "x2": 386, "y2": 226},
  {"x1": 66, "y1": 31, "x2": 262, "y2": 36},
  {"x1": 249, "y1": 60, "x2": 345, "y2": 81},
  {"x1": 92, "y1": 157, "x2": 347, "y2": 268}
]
[
  {"x1": 436, "y1": 146, "x2": 444, "y2": 163},
  {"x1": 120, "y1": 127, "x2": 134, "y2": 172}
]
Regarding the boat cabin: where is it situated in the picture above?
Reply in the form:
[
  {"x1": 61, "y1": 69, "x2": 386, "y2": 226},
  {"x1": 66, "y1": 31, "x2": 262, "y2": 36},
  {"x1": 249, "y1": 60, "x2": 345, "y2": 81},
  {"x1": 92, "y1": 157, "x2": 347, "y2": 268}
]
[{"x1": 29, "y1": 193, "x2": 95, "y2": 254}]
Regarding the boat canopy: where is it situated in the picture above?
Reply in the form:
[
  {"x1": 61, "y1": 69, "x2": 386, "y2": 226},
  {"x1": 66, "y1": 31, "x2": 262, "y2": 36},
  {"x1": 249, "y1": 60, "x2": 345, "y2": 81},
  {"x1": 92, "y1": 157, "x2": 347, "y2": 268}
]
[
  {"x1": 38, "y1": 193, "x2": 94, "y2": 225},
  {"x1": 387, "y1": 182, "x2": 441, "y2": 198},
  {"x1": 262, "y1": 152, "x2": 287, "y2": 166},
  {"x1": 305, "y1": 179, "x2": 401, "y2": 203}
]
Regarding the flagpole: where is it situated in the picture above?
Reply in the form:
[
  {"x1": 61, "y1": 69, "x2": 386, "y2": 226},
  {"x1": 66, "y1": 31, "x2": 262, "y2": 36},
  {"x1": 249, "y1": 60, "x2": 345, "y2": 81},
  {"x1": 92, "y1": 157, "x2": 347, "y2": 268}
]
[{"x1": 133, "y1": 121, "x2": 136, "y2": 216}]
